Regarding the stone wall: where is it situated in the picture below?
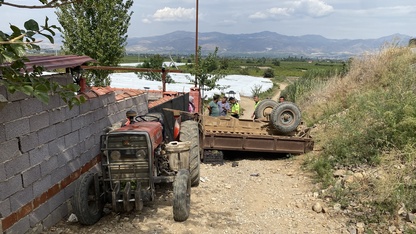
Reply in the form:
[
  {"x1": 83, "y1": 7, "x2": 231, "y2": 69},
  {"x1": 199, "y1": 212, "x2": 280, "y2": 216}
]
[{"x1": 0, "y1": 73, "x2": 148, "y2": 233}]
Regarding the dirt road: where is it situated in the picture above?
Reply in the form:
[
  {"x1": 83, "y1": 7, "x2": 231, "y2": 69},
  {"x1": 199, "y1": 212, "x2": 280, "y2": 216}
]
[{"x1": 49, "y1": 154, "x2": 347, "y2": 234}]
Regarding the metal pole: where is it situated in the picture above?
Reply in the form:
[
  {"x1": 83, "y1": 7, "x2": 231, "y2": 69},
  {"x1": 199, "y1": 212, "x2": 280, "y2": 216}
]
[{"x1": 194, "y1": 0, "x2": 199, "y2": 87}]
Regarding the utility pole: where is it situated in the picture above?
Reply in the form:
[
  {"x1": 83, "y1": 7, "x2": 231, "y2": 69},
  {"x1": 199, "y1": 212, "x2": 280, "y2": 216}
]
[{"x1": 194, "y1": 0, "x2": 199, "y2": 87}]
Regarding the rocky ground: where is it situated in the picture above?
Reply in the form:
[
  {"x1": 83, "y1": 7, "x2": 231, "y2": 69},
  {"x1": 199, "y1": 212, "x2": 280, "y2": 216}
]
[{"x1": 48, "y1": 152, "x2": 350, "y2": 234}]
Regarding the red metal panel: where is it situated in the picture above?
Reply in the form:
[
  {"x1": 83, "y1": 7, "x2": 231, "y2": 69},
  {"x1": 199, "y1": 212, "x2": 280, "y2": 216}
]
[
  {"x1": 114, "y1": 122, "x2": 163, "y2": 150},
  {"x1": 1, "y1": 55, "x2": 97, "y2": 71}
]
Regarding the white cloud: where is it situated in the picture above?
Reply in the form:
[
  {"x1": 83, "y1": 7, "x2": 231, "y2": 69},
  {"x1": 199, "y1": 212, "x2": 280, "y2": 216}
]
[
  {"x1": 152, "y1": 7, "x2": 195, "y2": 22},
  {"x1": 249, "y1": 0, "x2": 333, "y2": 20},
  {"x1": 142, "y1": 18, "x2": 151, "y2": 24}
]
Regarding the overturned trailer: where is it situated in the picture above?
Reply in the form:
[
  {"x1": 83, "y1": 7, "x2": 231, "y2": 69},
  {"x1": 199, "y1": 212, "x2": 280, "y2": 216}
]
[{"x1": 201, "y1": 115, "x2": 313, "y2": 155}]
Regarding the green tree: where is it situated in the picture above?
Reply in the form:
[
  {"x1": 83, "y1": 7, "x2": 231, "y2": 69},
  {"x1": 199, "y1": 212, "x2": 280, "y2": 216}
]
[
  {"x1": 188, "y1": 47, "x2": 226, "y2": 93},
  {"x1": 263, "y1": 68, "x2": 275, "y2": 78},
  {"x1": 136, "y1": 54, "x2": 174, "y2": 83},
  {"x1": 56, "y1": 0, "x2": 133, "y2": 86},
  {"x1": 0, "y1": 0, "x2": 85, "y2": 108}
]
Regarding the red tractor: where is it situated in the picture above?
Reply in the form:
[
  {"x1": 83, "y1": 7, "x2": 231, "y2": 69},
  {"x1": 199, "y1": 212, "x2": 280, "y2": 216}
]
[{"x1": 72, "y1": 111, "x2": 200, "y2": 225}]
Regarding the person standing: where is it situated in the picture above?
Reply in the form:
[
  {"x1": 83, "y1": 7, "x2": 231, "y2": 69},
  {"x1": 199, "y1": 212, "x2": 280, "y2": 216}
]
[
  {"x1": 207, "y1": 95, "x2": 220, "y2": 117},
  {"x1": 188, "y1": 96, "x2": 195, "y2": 113},
  {"x1": 251, "y1": 95, "x2": 260, "y2": 119},
  {"x1": 229, "y1": 97, "x2": 240, "y2": 119},
  {"x1": 218, "y1": 96, "x2": 230, "y2": 116}
]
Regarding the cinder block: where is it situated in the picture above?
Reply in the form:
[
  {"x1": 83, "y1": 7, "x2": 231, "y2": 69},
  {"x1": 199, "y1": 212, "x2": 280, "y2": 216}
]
[
  {"x1": 0, "y1": 101, "x2": 22, "y2": 124},
  {"x1": 89, "y1": 97, "x2": 102, "y2": 111},
  {"x1": 0, "y1": 124, "x2": 6, "y2": 143},
  {"x1": 7, "y1": 90, "x2": 29, "y2": 102},
  {"x1": 70, "y1": 143, "x2": 84, "y2": 158},
  {"x1": 4, "y1": 117, "x2": 30, "y2": 140},
  {"x1": 5, "y1": 152, "x2": 30, "y2": 178},
  {"x1": 117, "y1": 100, "x2": 128, "y2": 111},
  {"x1": 79, "y1": 100, "x2": 91, "y2": 114},
  {"x1": 125, "y1": 98, "x2": 133, "y2": 108},
  {"x1": 0, "y1": 163, "x2": 6, "y2": 184},
  {"x1": 10, "y1": 186, "x2": 33, "y2": 212},
  {"x1": 93, "y1": 107, "x2": 106, "y2": 122},
  {"x1": 4, "y1": 214, "x2": 30, "y2": 234},
  {"x1": 79, "y1": 125, "x2": 92, "y2": 141},
  {"x1": 49, "y1": 108, "x2": 66, "y2": 125},
  {"x1": 43, "y1": 203, "x2": 68, "y2": 229},
  {"x1": 37, "y1": 125, "x2": 56, "y2": 145},
  {"x1": 50, "y1": 166, "x2": 70, "y2": 185},
  {"x1": 64, "y1": 181, "x2": 76, "y2": 200},
  {"x1": 28, "y1": 145, "x2": 49, "y2": 167},
  {"x1": 29, "y1": 112, "x2": 50, "y2": 132},
  {"x1": 0, "y1": 175, "x2": 23, "y2": 200},
  {"x1": 0, "y1": 139, "x2": 20, "y2": 164},
  {"x1": 21, "y1": 165, "x2": 41, "y2": 188},
  {"x1": 64, "y1": 105, "x2": 80, "y2": 119},
  {"x1": 40, "y1": 156, "x2": 58, "y2": 177},
  {"x1": 107, "y1": 103, "x2": 118, "y2": 115},
  {"x1": 67, "y1": 158, "x2": 81, "y2": 173},
  {"x1": 48, "y1": 137, "x2": 65, "y2": 157},
  {"x1": 64, "y1": 131, "x2": 79, "y2": 148},
  {"x1": 55, "y1": 121, "x2": 72, "y2": 138},
  {"x1": 70, "y1": 115, "x2": 83, "y2": 131},
  {"x1": 42, "y1": 95, "x2": 62, "y2": 111},
  {"x1": 32, "y1": 175, "x2": 51, "y2": 198},
  {"x1": 0, "y1": 198, "x2": 11, "y2": 218},
  {"x1": 56, "y1": 149, "x2": 73, "y2": 168},
  {"x1": 48, "y1": 190, "x2": 65, "y2": 213},
  {"x1": 19, "y1": 133, "x2": 39, "y2": 153},
  {"x1": 84, "y1": 112, "x2": 94, "y2": 126},
  {"x1": 29, "y1": 201, "x2": 49, "y2": 228},
  {"x1": 20, "y1": 97, "x2": 43, "y2": 116}
]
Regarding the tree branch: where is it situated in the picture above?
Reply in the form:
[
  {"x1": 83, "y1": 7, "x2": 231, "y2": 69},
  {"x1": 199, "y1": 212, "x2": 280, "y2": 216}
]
[{"x1": 1, "y1": 0, "x2": 81, "y2": 9}]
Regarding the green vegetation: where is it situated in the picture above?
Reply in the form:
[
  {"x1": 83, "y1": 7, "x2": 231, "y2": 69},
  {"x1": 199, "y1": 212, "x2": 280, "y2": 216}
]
[
  {"x1": 57, "y1": 0, "x2": 133, "y2": 86},
  {"x1": 0, "y1": 1, "x2": 86, "y2": 108},
  {"x1": 286, "y1": 45, "x2": 416, "y2": 232}
]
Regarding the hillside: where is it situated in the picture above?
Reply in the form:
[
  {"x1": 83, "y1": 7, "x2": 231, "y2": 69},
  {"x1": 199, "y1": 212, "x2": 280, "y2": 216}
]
[
  {"x1": 292, "y1": 45, "x2": 416, "y2": 232},
  {"x1": 126, "y1": 31, "x2": 411, "y2": 59}
]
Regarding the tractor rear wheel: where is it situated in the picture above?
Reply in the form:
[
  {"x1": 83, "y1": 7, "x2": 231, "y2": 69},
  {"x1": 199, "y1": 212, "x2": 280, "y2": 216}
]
[
  {"x1": 72, "y1": 172, "x2": 104, "y2": 225},
  {"x1": 173, "y1": 169, "x2": 191, "y2": 222},
  {"x1": 180, "y1": 120, "x2": 200, "y2": 187},
  {"x1": 254, "y1": 100, "x2": 279, "y2": 119},
  {"x1": 270, "y1": 101, "x2": 301, "y2": 133}
]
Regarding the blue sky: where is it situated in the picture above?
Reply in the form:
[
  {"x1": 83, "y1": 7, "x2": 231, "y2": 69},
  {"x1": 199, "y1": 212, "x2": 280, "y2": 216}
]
[{"x1": 1, "y1": 0, "x2": 415, "y2": 39}]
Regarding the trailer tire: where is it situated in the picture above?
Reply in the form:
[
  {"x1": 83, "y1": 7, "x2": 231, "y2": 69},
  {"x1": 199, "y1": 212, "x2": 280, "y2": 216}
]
[
  {"x1": 254, "y1": 100, "x2": 279, "y2": 119},
  {"x1": 72, "y1": 172, "x2": 103, "y2": 225},
  {"x1": 180, "y1": 120, "x2": 200, "y2": 187},
  {"x1": 173, "y1": 169, "x2": 191, "y2": 222},
  {"x1": 270, "y1": 101, "x2": 301, "y2": 133}
]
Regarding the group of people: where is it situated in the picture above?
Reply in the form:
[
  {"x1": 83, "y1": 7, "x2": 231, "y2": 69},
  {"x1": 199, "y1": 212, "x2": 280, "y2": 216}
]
[
  {"x1": 207, "y1": 95, "x2": 240, "y2": 118},
  {"x1": 205, "y1": 94, "x2": 286, "y2": 119}
]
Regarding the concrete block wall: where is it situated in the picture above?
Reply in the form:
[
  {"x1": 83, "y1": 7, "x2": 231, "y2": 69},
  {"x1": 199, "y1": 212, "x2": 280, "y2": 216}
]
[{"x1": 0, "y1": 74, "x2": 148, "y2": 234}]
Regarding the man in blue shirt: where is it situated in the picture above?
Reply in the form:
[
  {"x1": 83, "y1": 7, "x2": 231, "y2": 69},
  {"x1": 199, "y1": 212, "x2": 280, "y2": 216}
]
[{"x1": 218, "y1": 96, "x2": 230, "y2": 116}]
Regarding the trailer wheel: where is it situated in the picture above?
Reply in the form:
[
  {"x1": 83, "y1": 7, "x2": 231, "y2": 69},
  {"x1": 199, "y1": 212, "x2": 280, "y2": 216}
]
[
  {"x1": 180, "y1": 120, "x2": 200, "y2": 187},
  {"x1": 254, "y1": 100, "x2": 279, "y2": 119},
  {"x1": 173, "y1": 169, "x2": 191, "y2": 222},
  {"x1": 270, "y1": 101, "x2": 301, "y2": 133},
  {"x1": 72, "y1": 172, "x2": 104, "y2": 225}
]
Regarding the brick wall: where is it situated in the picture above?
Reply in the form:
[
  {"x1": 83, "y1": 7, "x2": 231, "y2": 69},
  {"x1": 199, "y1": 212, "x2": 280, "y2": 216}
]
[{"x1": 0, "y1": 73, "x2": 148, "y2": 234}]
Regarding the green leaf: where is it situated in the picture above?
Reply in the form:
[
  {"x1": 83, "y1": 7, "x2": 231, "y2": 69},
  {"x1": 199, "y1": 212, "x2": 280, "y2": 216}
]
[
  {"x1": 33, "y1": 91, "x2": 49, "y2": 104},
  {"x1": 10, "y1": 25, "x2": 21, "y2": 35},
  {"x1": 20, "y1": 85, "x2": 34, "y2": 95},
  {"x1": 39, "y1": 33, "x2": 54, "y2": 44},
  {"x1": 24, "y1": 19, "x2": 40, "y2": 31}
]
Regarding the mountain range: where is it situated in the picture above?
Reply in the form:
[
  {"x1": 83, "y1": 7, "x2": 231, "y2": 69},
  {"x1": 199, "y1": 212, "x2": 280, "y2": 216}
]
[{"x1": 126, "y1": 31, "x2": 412, "y2": 59}]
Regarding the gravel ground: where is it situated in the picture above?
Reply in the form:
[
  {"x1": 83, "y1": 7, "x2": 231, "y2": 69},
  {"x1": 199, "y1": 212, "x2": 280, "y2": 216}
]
[{"x1": 47, "y1": 153, "x2": 348, "y2": 234}]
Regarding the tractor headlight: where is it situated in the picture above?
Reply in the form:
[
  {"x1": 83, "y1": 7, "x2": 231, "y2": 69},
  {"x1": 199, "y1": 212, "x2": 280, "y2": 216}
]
[
  {"x1": 136, "y1": 149, "x2": 147, "y2": 158},
  {"x1": 110, "y1": 151, "x2": 121, "y2": 161}
]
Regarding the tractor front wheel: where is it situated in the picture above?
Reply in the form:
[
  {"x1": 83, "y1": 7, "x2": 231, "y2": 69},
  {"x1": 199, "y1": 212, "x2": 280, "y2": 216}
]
[
  {"x1": 72, "y1": 172, "x2": 104, "y2": 225},
  {"x1": 173, "y1": 169, "x2": 191, "y2": 222}
]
